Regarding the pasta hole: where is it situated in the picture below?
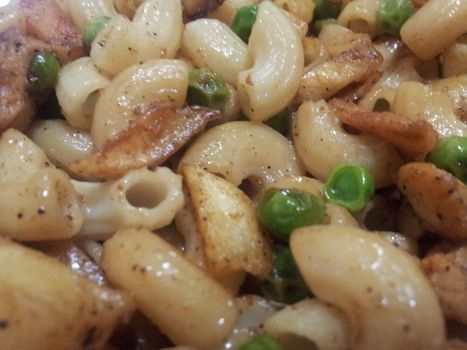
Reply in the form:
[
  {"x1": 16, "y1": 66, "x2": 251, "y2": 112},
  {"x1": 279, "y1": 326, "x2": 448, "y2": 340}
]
[
  {"x1": 349, "y1": 20, "x2": 370, "y2": 33},
  {"x1": 373, "y1": 98, "x2": 390, "y2": 112},
  {"x1": 125, "y1": 182, "x2": 166, "y2": 209}
]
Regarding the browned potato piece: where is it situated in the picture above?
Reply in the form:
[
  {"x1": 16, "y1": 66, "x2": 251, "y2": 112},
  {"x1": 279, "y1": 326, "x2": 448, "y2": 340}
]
[
  {"x1": 0, "y1": 237, "x2": 133, "y2": 350},
  {"x1": 182, "y1": 164, "x2": 272, "y2": 279},
  {"x1": 69, "y1": 104, "x2": 220, "y2": 180},
  {"x1": 397, "y1": 162, "x2": 467, "y2": 240}
]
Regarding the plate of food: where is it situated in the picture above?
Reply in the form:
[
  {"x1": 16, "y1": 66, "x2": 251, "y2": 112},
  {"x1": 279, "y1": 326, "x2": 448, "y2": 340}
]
[{"x1": 0, "y1": 0, "x2": 466, "y2": 349}]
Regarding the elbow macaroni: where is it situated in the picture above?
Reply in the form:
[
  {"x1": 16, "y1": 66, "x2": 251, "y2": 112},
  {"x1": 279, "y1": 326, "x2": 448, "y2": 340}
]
[
  {"x1": 72, "y1": 167, "x2": 183, "y2": 238},
  {"x1": 181, "y1": 18, "x2": 252, "y2": 85},
  {"x1": 0, "y1": 129, "x2": 83, "y2": 241},
  {"x1": 293, "y1": 100, "x2": 402, "y2": 188},
  {"x1": 401, "y1": 0, "x2": 467, "y2": 60},
  {"x1": 90, "y1": 0, "x2": 183, "y2": 76},
  {"x1": 56, "y1": 57, "x2": 110, "y2": 130},
  {"x1": 237, "y1": 1, "x2": 303, "y2": 121}
]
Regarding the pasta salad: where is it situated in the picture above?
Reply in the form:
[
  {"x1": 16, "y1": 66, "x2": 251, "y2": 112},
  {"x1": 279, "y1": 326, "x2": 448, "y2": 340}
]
[{"x1": 0, "y1": 0, "x2": 466, "y2": 349}]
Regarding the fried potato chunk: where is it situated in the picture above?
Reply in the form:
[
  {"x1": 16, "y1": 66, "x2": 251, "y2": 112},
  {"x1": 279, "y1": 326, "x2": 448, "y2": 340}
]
[
  {"x1": 0, "y1": 237, "x2": 133, "y2": 350},
  {"x1": 182, "y1": 164, "x2": 272, "y2": 280},
  {"x1": 398, "y1": 162, "x2": 467, "y2": 239},
  {"x1": 69, "y1": 104, "x2": 220, "y2": 179},
  {"x1": 329, "y1": 98, "x2": 438, "y2": 156}
]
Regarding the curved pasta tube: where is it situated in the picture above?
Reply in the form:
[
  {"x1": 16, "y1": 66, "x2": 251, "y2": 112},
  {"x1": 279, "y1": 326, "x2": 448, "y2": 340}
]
[
  {"x1": 358, "y1": 55, "x2": 421, "y2": 111},
  {"x1": 56, "y1": 57, "x2": 110, "y2": 130},
  {"x1": 0, "y1": 238, "x2": 132, "y2": 350},
  {"x1": 72, "y1": 167, "x2": 184, "y2": 238},
  {"x1": 92, "y1": 59, "x2": 189, "y2": 148},
  {"x1": 0, "y1": 168, "x2": 84, "y2": 241},
  {"x1": 237, "y1": 1, "x2": 303, "y2": 121},
  {"x1": 0, "y1": 129, "x2": 50, "y2": 181},
  {"x1": 181, "y1": 19, "x2": 252, "y2": 85},
  {"x1": 293, "y1": 100, "x2": 402, "y2": 188},
  {"x1": 101, "y1": 228, "x2": 238, "y2": 348},
  {"x1": 392, "y1": 81, "x2": 467, "y2": 138},
  {"x1": 27, "y1": 120, "x2": 94, "y2": 173},
  {"x1": 66, "y1": 0, "x2": 117, "y2": 30},
  {"x1": 91, "y1": 0, "x2": 183, "y2": 76},
  {"x1": 179, "y1": 121, "x2": 305, "y2": 187},
  {"x1": 264, "y1": 298, "x2": 351, "y2": 350},
  {"x1": 442, "y1": 37, "x2": 467, "y2": 78},
  {"x1": 401, "y1": 0, "x2": 467, "y2": 60},
  {"x1": 338, "y1": 0, "x2": 379, "y2": 38},
  {"x1": 291, "y1": 225, "x2": 445, "y2": 350},
  {"x1": 0, "y1": 129, "x2": 84, "y2": 240}
]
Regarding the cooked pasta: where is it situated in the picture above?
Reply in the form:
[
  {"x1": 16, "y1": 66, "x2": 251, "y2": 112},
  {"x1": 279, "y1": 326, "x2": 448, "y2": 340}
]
[
  {"x1": 90, "y1": 0, "x2": 183, "y2": 76},
  {"x1": 181, "y1": 18, "x2": 252, "y2": 85},
  {"x1": 72, "y1": 167, "x2": 184, "y2": 238},
  {"x1": 66, "y1": 0, "x2": 117, "y2": 30},
  {"x1": 401, "y1": 0, "x2": 467, "y2": 60},
  {"x1": 56, "y1": 56, "x2": 110, "y2": 130},
  {"x1": 338, "y1": 0, "x2": 379, "y2": 37},
  {"x1": 293, "y1": 100, "x2": 402, "y2": 187},
  {"x1": 92, "y1": 58, "x2": 189, "y2": 147},
  {"x1": 237, "y1": 1, "x2": 303, "y2": 121},
  {"x1": 1, "y1": 0, "x2": 467, "y2": 348}
]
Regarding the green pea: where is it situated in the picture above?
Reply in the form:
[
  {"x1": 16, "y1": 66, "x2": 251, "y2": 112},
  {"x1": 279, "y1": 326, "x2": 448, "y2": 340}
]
[
  {"x1": 232, "y1": 5, "x2": 258, "y2": 43},
  {"x1": 426, "y1": 137, "x2": 467, "y2": 184},
  {"x1": 28, "y1": 51, "x2": 60, "y2": 94},
  {"x1": 377, "y1": 0, "x2": 414, "y2": 36},
  {"x1": 313, "y1": 18, "x2": 338, "y2": 33},
  {"x1": 82, "y1": 16, "x2": 111, "y2": 49},
  {"x1": 256, "y1": 188, "x2": 326, "y2": 242},
  {"x1": 261, "y1": 245, "x2": 309, "y2": 304},
  {"x1": 313, "y1": 0, "x2": 341, "y2": 20},
  {"x1": 265, "y1": 109, "x2": 290, "y2": 135},
  {"x1": 324, "y1": 164, "x2": 375, "y2": 213},
  {"x1": 239, "y1": 335, "x2": 284, "y2": 350},
  {"x1": 187, "y1": 68, "x2": 229, "y2": 110}
]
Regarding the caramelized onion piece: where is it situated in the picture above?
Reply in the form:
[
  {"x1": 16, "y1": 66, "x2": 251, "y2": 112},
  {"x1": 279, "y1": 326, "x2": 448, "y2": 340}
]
[
  {"x1": 69, "y1": 104, "x2": 220, "y2": 179},
  {"x1": 329, "y1": 98, "x2": 438, "y2": 156},
  {"x1": 397, "y1": 162, "x2": 467, "y2": 240}
]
